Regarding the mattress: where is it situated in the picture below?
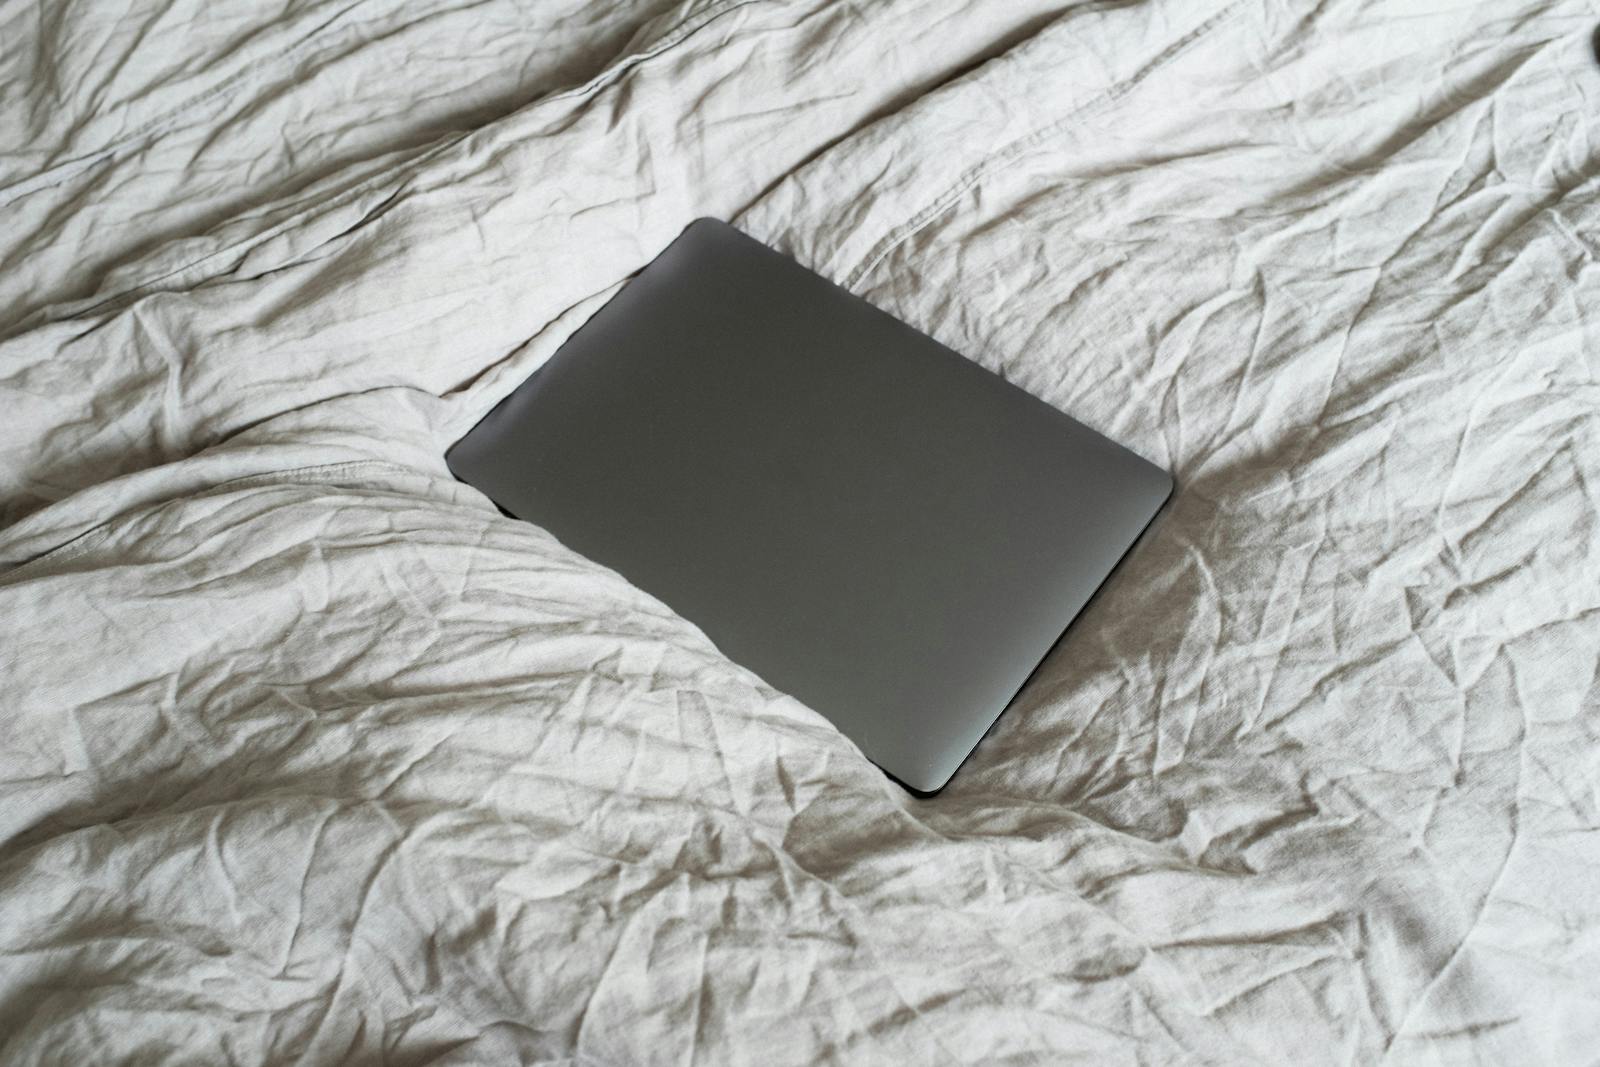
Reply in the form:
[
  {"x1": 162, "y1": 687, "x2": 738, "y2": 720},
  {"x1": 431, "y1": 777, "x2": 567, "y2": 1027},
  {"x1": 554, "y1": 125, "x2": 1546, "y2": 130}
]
[{"x1": 2, "y1": 0, "x2": 1597, "y2": 1062}]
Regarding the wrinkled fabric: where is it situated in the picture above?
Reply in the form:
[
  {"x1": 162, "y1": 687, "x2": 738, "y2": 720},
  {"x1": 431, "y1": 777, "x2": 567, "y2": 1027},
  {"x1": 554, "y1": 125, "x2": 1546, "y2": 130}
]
[{"x1": 2, "y1": 0, "x2": 1598, "y2": 1063}]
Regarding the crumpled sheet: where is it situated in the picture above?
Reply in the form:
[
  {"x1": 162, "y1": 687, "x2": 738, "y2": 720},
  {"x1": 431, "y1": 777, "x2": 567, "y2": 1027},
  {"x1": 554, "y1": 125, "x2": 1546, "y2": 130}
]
[{"x1": 2, "y1": 0, "x2": 1598, "y2": 1061}]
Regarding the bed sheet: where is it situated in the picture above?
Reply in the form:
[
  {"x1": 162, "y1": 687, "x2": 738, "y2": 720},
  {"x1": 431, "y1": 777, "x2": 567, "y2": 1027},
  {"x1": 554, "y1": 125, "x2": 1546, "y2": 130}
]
[{"x1": 2, "y1": 0, "x2": 1597, "y2": 1063}]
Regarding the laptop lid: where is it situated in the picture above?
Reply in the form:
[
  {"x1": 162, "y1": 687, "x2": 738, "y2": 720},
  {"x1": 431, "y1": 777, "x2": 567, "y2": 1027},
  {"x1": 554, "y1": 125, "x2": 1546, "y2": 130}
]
[{"x1": 448, "y1": 218, "x2": 1172, "y2": 794}]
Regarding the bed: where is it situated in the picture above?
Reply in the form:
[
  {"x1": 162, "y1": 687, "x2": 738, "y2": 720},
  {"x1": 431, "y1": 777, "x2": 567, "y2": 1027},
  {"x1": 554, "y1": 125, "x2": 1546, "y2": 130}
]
[{"x1": 2, "y1": 0, "x2": 1597, "y2": 1061}]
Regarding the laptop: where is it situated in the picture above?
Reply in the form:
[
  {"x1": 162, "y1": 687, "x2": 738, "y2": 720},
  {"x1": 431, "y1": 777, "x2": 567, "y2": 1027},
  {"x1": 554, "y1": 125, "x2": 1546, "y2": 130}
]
[{"x1": 448, "y1": 218, "x2": 1172, "y2": 794}]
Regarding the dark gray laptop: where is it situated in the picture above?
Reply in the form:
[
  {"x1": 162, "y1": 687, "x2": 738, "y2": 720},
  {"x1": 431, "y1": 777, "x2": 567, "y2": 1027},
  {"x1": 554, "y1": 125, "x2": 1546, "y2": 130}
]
[{"x1": 449, "y1": 218, "x2": 1171, "y2": 794}]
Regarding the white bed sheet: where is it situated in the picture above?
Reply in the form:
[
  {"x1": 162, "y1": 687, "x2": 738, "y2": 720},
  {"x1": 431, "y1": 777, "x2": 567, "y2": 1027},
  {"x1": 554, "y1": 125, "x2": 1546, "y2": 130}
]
[{"x1": 2, "y1": 0, "x2": 1597, "y2": 1062}]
